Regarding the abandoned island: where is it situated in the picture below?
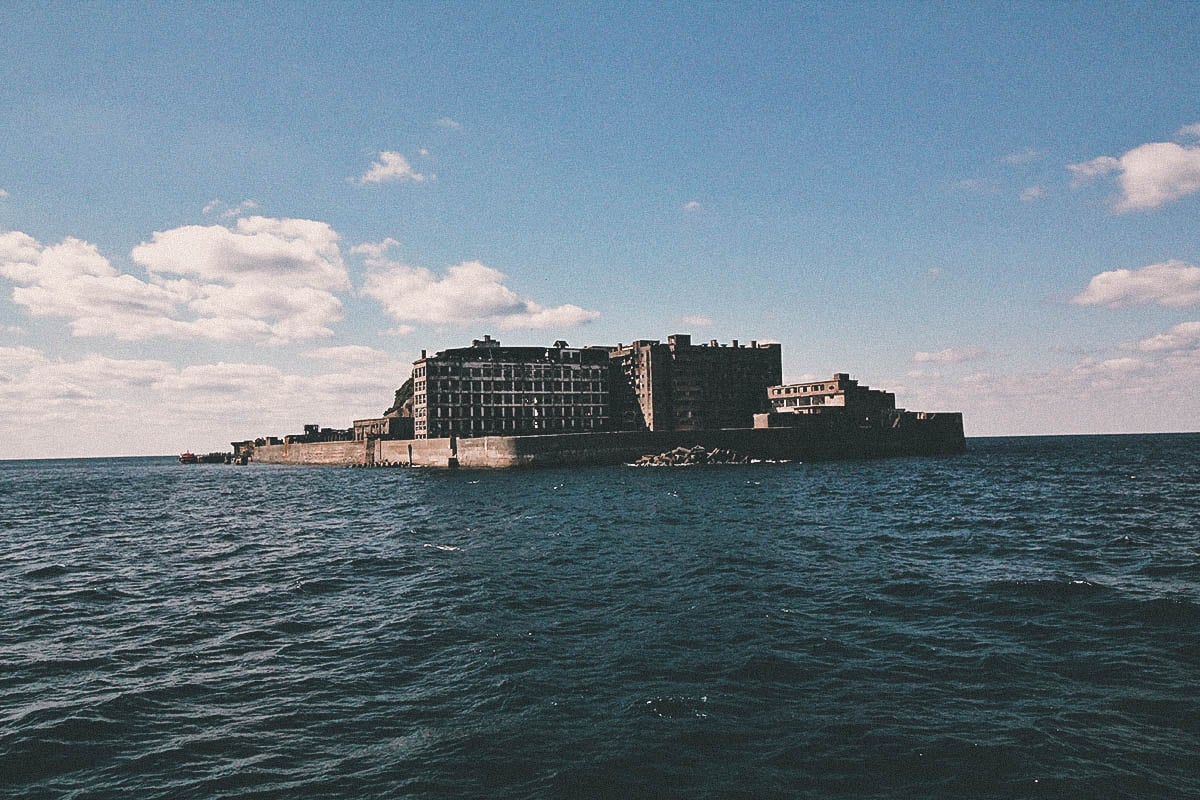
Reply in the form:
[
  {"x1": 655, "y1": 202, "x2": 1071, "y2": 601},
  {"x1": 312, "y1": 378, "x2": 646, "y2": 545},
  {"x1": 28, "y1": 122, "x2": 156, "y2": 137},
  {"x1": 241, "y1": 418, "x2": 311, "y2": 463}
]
[{"x1": 223, "y1": 333, "x2": 965, "y2": 468}]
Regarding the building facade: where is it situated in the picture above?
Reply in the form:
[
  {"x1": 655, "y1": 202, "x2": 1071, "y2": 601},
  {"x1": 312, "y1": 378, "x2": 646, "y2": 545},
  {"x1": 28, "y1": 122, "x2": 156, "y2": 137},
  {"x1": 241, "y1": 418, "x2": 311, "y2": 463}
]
[
  {"x1": 767, "y1": 373, "x2": 896, "y2": 423},
  {"x1": 352, "y1": 415, "x2": 414, "y2": 442},
  {"x1": 412, "y1": 336, "x2": 611, "y2": 439},
  {"x1": 609, "y1": 334, "x2": 782, "y2": 432}
]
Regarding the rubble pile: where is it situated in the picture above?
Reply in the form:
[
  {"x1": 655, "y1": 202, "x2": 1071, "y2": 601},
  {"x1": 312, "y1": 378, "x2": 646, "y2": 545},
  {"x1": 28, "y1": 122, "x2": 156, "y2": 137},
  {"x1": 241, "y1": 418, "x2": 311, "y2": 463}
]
[{"x1": 631, "y1": 445, "x2": 757, "y2": 467}]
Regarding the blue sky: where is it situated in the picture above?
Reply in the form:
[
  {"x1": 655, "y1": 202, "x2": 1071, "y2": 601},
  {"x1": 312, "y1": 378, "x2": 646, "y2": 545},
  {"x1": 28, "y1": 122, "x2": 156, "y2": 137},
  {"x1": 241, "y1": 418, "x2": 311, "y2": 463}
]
[{"x1": 2, "y1": 2, "x2": 1199, "y2": 457}]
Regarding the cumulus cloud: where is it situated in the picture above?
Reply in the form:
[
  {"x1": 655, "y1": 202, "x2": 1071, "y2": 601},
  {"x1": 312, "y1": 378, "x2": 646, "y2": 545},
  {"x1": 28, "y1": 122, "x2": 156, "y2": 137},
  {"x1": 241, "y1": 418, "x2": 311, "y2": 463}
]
[
  {"x1": 0, "y1": 347, "x2": 416, "y2": 457},
  {"x1": 1, "y1": 217, "x2": 350, "y2": 343},
  {"x1": 683, "y1": 200, "x2": 703, "y2": 212},
  {"x1": 912, "y1": 347, "x2": 987, "y2": 364},
  {"x1": 1068, "y1": 140, "x2": 1200, "y2": 211},
  {"x1": 1072, "y1": 260, "x2": 1200, "y2": 308},
  {"x1": 1020, "y1": 185, "x2": 1046, "y2": 202},
  {"x1": 357, "y1": 151, "x2": 431, "y2": 184},
  {"x1": 435, "y1": 117, "x2": 461, "y2": 129},
  {"x1": 1127, "y1": 321, "x2": 1200, "y2": 352},
  {"x1": 0, "y1": 188, "x2": 9, "y2": 198},
  {"x1": 350, "y1": 238, "x2": 400, "y2": 259},
  {"x1": 360, "y1": 256, "x2": 599, "y2": 330}
]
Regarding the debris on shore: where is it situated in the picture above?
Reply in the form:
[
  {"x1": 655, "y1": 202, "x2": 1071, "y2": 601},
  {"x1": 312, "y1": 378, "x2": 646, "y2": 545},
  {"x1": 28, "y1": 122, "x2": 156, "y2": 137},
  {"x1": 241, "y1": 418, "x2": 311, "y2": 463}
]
[{"x1": 629, "y1": 445, "x2": 786, "y2": 467}]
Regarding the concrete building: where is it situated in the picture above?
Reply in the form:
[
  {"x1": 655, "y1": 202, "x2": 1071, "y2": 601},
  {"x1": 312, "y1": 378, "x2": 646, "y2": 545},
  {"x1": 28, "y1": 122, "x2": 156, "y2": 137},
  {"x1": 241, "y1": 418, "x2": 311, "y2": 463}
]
[
  {"x1": 352, "y1": 415, "x2": 414, "y2": 442},
  {"x1": 608, "y1": 334, "x2": 782, "y2": 431},
  {"x1": 412, "y1": 336, "x2": 611, "y2": 439},
  {"x1": 767, "y1": 373, "x2": 896, "y2": 420}
]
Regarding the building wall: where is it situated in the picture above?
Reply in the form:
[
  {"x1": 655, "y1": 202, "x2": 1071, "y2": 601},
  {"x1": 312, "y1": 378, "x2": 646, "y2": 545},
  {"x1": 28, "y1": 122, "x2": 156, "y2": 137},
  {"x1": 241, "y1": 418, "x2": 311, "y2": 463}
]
[
  {"x1": 609, "y1": 334, "x2": 782, "y2": 432},
  {"x1": 769, "y1": 373, "x2": 896, "y2": 421},
  {"x1": 412, "y1": 338, "x2": 611, "y2": 439},
  {"x1": 251, "y1": 414, "x2": 965, "y2": 469},
  {"x1": 352, "y1": 416, "x2": 413, "y2": 441}
]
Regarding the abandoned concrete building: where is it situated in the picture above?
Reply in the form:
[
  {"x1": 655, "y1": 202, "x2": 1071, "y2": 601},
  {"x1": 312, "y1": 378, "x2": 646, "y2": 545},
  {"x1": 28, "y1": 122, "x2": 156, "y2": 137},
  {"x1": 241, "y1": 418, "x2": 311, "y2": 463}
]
[
  {"x1": 405, "y1": 333, "x2": 782, "y2": 439},
  {"x1": 412, "y1": 335, "x2": 612, "y2": 439},
  {"x1": 768, "y1": 373, "x2": 896, "y2": 418},
  {"x1": 609, "y1": 334, "x2": 782, "y2": 432},
  {"x1": 352, "y1": 415, "x2": 414, "y2": 442}
]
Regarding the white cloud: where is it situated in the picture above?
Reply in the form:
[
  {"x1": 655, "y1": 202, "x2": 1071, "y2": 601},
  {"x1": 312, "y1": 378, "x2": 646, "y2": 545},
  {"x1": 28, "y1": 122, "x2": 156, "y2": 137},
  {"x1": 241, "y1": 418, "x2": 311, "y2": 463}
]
[
  {"x1": 435, "y1": 117, "x2": 461, "y2": 129},
  {"x1": 1019, "y1": 185, "x2": 1046, "y2": 202},
  {"x1": 0, "y1": 345, "x2": 47, "y2": 371},
  {"x1": 1176, "y1": 122, "x2": 1200, "y2": 139},
  {"x1": 683, "y1": 200, "x2": 703, "y2": 211},
  {"x1": 0, "y1": 188, "x2": 9, "y2": 198},
  {"x1": 361, "y1": 258, "x2": 599, "y2": 329},
  {"x1": 202, "y1": 199, "x2": 259, "y2": 218},
  {"x1": 954, "y1": 178, "x2": 996, "y2": 194},
  {"x1": 912, "y1": 347, "x2": 986, "y2": 364},
  {"x1": 1068, "y1": 141, "x2": 1200, "y2": 211},
  {"x1": 0, "y1": 348, "x2": 415, "y2": 458},
  {"x1": 1, "y1": 217, "x2": 350, "y2": 343},
  {"x1": 1127, "y1": 321, "x2": 1200, "y2": 352},
  {"x1": 350, "y1": 238, "x2": 401, "y2": 258},
  {"x1": 304, "y1": 345, "x2": 392, "y2": 364},
  {"x1": 677, "y1": 315, "x2": 713, "y2": 327},
  {"x1": 884, "y1": 343, "x2": 1200, "y2": 437},
  {"x1": 357, "y1": 151, "x2": 431, "y2": 184},
  {"x1": 1072, "y1": 260, "x2": 1200, "y2": 308},
  {"x1": 1004, "y1": 148, "x2": 1043, "y2": 165}
]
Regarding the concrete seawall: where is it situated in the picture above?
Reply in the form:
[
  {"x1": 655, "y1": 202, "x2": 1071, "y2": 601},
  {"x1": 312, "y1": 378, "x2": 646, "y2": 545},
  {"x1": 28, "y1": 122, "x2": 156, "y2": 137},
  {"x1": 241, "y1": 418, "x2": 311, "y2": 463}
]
[{"x1": 250, "y1": 413, "x2": 965, "y2": 468}]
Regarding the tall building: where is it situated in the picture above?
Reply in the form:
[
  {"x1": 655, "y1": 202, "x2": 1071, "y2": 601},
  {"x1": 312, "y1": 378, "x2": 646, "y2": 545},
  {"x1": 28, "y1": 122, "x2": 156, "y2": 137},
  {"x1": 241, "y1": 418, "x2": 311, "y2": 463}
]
[
  {"x1": 412, "y1": 336, "x2": 611, "y2": 439},
  {"x1": 608, "y1": 334, "x2": 782, "y2": 431}
]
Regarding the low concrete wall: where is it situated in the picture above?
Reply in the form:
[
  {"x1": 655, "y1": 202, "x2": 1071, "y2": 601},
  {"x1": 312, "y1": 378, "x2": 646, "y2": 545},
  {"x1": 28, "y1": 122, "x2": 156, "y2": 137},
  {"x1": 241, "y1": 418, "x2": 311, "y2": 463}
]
[
  {"x1": 251, "y1": 440, "x2": 369, "y2": 466},
  {"x1": 249, "y1": 414, "x2": 965, "y2": 468}
]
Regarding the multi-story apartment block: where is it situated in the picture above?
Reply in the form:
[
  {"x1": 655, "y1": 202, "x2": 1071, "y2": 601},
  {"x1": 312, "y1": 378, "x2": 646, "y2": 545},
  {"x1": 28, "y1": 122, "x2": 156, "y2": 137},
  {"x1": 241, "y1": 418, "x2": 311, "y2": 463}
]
[
  {"x1": 412, "y1": 336, "x2": 611, "y2": 439},
  {"x1": 767, "y1": 373, "x2": 896, "y2": 423},
  {"x1": 609, "y1": 334, "x2": 782, "y2": 431}
]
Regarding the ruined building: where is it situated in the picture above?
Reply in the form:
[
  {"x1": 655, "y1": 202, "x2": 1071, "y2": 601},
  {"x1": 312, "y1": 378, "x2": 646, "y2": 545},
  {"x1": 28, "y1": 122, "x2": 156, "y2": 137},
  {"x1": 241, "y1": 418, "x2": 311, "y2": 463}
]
[
  {"x1": 608, "y1": 334, "x2": 782, "y2": 432},
  {"x1": 412, "y1": 336, "x2": 611, "y2": 439},
  {"x1": 766, "y1": 373, "x2": 897, "y2": 425}
]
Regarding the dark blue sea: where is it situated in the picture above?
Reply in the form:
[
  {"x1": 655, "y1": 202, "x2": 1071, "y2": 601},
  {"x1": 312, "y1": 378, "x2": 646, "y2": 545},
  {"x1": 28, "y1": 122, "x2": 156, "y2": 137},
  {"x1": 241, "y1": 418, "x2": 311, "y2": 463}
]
[{"x1": 3, "y1": 434, "x2": 1199, "y2": 799}]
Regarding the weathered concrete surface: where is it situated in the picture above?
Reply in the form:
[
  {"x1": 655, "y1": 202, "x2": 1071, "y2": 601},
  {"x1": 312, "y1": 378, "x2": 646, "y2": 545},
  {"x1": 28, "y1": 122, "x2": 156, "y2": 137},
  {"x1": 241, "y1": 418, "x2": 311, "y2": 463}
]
[
  {"x1": 249, "y1": 412, "x2": 964, "y2": 468},
  {"x1": 251, "y1": 440, "x2": 369, "y2": 466}
]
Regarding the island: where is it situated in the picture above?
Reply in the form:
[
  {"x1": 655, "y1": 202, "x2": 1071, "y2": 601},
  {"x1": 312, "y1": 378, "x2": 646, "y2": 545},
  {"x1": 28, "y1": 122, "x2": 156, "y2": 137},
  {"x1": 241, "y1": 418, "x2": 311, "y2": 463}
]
[{"x1": 230, "y1": 333, "x2": 965, "y2": 468}]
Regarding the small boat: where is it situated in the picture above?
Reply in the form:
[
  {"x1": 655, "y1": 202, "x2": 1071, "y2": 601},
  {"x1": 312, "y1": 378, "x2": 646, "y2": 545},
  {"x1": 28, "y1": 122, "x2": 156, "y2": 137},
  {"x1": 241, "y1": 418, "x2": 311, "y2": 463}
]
[{"x1": 178, "y1": 452, "x2": 199, "y2": 464}]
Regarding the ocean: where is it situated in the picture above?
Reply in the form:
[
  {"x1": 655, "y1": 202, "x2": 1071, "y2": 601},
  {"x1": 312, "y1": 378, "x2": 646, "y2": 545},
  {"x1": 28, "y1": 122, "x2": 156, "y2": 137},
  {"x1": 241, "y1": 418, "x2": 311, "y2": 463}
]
[{"x1": 3, "y1": 434, "x2": 1198, "y2": 799}]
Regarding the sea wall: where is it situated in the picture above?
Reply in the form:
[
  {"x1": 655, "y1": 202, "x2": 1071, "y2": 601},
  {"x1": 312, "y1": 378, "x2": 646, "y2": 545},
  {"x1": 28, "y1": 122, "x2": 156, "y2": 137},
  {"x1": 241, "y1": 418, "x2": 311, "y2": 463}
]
[
  {"x1": 251, "y1": 440, "x2": 369, "y2": 466},
  {"x1": 249, "y1": 412, "x2": 964, "y2": 468}
]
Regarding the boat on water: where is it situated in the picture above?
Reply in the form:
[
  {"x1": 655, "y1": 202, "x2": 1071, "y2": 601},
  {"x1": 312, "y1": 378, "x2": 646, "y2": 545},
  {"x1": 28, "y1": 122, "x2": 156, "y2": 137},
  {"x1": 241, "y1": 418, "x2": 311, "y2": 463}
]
[{"x1": 179, "y1": 451, "x2": 232, "y2": 464}]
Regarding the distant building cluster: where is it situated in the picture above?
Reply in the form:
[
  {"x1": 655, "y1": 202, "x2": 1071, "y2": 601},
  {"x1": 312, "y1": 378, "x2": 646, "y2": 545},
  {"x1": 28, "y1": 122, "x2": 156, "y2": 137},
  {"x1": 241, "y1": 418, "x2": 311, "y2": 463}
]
[
  {"x1": 396, "y1": 333, "x2": 782, "y2": 440},
  {"x1": 247, "y1": 333, "x2": 929, "y2": 447}
]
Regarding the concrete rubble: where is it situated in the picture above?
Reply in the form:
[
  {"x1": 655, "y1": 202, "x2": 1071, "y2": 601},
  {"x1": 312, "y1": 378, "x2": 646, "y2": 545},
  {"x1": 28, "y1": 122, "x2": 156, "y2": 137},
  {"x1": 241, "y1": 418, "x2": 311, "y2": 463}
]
[{"x1": 630, "y1": 445, "x2": 784, "y2": 467}]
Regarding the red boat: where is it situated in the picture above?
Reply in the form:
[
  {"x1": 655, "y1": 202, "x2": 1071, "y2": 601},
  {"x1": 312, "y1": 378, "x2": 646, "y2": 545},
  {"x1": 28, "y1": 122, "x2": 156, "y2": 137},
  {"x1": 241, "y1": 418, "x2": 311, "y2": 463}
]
[{"x1": 178, "y1": 452, "x2": 198, "y2": 464}]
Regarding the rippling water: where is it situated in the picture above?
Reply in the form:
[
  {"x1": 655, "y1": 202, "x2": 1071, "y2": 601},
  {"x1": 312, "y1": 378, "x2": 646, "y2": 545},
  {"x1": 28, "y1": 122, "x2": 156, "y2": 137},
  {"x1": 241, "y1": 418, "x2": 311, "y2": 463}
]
[{"x1": 3, "y1": 434, "x2": 1199, "y2": 799}]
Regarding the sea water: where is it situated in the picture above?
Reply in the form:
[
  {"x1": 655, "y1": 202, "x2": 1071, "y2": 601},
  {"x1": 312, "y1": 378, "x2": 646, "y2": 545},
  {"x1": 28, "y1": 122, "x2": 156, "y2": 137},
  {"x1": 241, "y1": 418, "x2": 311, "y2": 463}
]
[{"x1": 2, "y1": 434, "x2": 1198, "y2": 799}]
